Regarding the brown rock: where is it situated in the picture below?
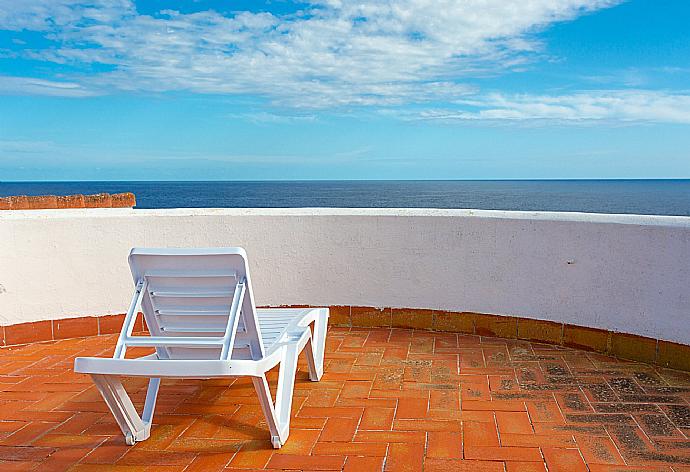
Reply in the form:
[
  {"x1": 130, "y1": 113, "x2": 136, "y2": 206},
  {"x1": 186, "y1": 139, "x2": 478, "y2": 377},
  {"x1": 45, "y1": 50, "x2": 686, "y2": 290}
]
[
  {"x1": 111, "y1": 192, "x2": 136, "y2": 208},
  {"x1": 8, "y1": 196, "x2": 31, "y2": 209},
  {"x1": 26, "y1": 195, "x2": 58, "y2": 209},
  {"x1": 83, "y1": 193, "x2": 112, "y2": 208},
  {"x1": 56, "y1": 194, "x2": 86, "y2": 208}
]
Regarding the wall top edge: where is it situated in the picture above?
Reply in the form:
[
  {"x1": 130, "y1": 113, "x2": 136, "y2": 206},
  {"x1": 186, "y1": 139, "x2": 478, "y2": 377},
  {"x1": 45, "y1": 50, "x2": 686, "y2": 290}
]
[{"x1": 1, "y1": 207, "x2": 690, "y2": 227}]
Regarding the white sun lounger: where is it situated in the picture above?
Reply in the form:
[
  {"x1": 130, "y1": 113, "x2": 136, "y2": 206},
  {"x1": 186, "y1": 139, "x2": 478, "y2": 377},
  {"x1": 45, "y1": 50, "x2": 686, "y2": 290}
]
[{"x1": 74, "y1": 248, "x2": 328, "y2": 448}]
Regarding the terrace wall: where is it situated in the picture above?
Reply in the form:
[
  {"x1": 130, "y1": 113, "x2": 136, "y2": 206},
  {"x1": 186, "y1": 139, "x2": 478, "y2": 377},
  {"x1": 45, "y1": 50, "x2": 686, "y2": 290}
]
[{"x1": 0, "y1": 208, "x2": 688, "y2": 353}]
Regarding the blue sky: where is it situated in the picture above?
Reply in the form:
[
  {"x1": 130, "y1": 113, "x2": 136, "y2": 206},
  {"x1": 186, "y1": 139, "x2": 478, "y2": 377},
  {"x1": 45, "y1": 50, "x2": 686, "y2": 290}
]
[{"x1": 1, "y1": 0, "x2": 689, "y2": 180}]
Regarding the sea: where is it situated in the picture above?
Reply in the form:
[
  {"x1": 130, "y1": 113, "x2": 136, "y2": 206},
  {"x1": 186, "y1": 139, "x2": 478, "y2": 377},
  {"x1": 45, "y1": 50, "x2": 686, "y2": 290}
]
[{"x1": 1, "y1": 180, "x2": 689, "y2": 217}]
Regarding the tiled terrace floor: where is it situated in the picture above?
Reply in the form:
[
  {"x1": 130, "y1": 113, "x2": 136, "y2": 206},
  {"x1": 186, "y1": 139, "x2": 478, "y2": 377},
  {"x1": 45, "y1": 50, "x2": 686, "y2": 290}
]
[{"x1": 1, "y1": 327, "x2": 690, "y2": 471}]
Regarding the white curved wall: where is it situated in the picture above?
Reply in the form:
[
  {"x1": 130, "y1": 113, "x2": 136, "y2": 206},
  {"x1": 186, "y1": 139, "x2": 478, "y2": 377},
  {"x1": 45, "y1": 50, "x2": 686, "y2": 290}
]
[{"x1": 1, "y1": 208, "x2": 689, "y2": 344}]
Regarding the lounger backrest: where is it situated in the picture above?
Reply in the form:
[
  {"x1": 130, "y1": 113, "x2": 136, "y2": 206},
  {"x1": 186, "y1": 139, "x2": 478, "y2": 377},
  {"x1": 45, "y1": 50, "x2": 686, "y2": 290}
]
[{"x1": 128, "y1": 248, "x2": 265, "y2": 361}]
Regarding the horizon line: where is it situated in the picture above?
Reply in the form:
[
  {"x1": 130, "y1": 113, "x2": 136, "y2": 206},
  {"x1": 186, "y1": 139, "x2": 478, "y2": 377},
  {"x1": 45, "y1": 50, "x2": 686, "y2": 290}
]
[{"x1": 3, "y1": 178, "x2": 690, "y2": 184}]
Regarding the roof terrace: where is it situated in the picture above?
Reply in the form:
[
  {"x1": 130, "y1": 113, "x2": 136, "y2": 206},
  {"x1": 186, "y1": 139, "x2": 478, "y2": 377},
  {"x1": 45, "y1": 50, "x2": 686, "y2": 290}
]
[
  {"x1": 2, "y1": 327, "x2": 690, "y2": 471},
  {"x1": 1, "y1": 207, "x2": 689, "y2": 470}
]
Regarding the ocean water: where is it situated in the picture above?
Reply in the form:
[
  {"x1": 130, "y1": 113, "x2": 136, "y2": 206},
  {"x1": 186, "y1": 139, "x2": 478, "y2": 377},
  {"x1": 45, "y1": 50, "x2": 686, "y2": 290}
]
[{"x1": 1, "y1": 180, "x2": 689, "y2": 216}]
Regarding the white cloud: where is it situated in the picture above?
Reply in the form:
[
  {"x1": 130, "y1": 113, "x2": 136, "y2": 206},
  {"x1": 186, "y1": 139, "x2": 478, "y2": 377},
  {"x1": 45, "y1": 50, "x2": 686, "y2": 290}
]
[
  {"x1": 1, "y1": 0, "x2": 621, "y2": 107},
  {"x1": 227, "y1": 111, "x2": 318, "y2": 124},
  {"x1": 0, "y1": 75, "x2": 95, "y2": 96},
  {"x1": 408, "y1": 90, "x2": 690, "y2": 124}
]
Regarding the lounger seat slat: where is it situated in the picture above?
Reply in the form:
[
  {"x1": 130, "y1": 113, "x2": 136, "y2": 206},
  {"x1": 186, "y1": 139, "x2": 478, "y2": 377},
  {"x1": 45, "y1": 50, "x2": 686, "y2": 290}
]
[
  {"x1": 155, "y1": 309, "x2": 231, "y2": 315},
  {"x1": 144, "y1": 270, "x2": 237, "y2": 278},
  {"x1": 124, "y1": 336, "x2": 226, "y2": 347},
  {"x1": 160, "y1": 326, "x2": 227, "y2": 333},
  {"x1": 151, "y1": 291, "x2": 235, "y2": 298}
]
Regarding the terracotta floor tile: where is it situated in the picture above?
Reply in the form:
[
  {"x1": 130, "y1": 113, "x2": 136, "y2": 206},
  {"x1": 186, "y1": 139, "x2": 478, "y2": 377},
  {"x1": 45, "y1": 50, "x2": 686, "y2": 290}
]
[
  {"x1": 319, "y1": 417, "x2": 359, "y2": 442},
  {"x1": 555, "y1": 392, "x2": 594, "y2": 414},
  {"x1": 0, "y1": 421, "x2": 59, "y2": 446},
  {"x1": 463, "y1": 420, "x2": 499, "y2": 447},
  {"x1": 500, "y1": 433, "x2": 575, "y2": 447},
  {"x1": 118, "y1": 449, "x2": 198, "y2": 466},
  {"x1": 463, "y1": 400, "x2": 526, "y2": 411},
  {"x1": 0, "y1": 460, "x2": 43, "y2": 471},
  {"x1": 0, "y1": 445, "x2": 54, "y2": 461},
  {"x1": 489, "y1": 374, "x2": 519, "y2": 392},
  {"x1": 395, "y1": 397, "x2": 428, "y2": 419},
  {"x1": 424, "y1": 459, "x2": 505, "y2": 472},
  {"x1": 298, "y1": 406, "x2": 364, "y2": 419},
  {"x1": 505, "y1": 461, "x2": 548, "y2": 471},
  {"x1": 526, "y1": 401, "x2": 565, "y2": 423},
  {"x1": 228, "y1": 440, "x2": 274, "y2": 469},
  {"x1": 576, "y1": 435, "x2": 626, "y2": 465},
  {"x1": 52, "y1": 412, "x2": 104, "y2": 435},
  {"x1": 587, "y1": 465, "x2": 672, "y2": 471},
  {"x1": 495, "y1": 411, "x2": 534, "y2": 434},
  {"x1": 359, "y1": 407, "x2": 395, "y2": 430},
  {"x1": 275, "y1": 428, "x2": 320, "y2": 455},
  {"x1": 184, "y1": 453, "x2": 233, "y2": 472},
  {"x1": 464, "y1": 446, "x2": 543, "y2": 462},
  {"x1": 31, "y1": 433, "x2": 105, "y2": 449},
  {"x1": 343, "y1": 455, "x2": 385, "y2": 471},
  {"x1": 427, "y1": 431, "x2": 462, "y2": 459},
  {"x1": 393, "y1": 419, "x2": 461, "y2": 431},
  {"x1": 304, "y1": 388, "x2": 340, "y2": 407},
  {"x1": 355, "y1": 428, "x2": 426, "y2": 442},
  {"x1": 461, "y1": 410, "x2": 496, "y2": 422},
  {"x1": 542, "y1": 447, "x2": 588, "y2": 472},
  {"x1": 312, "y1": 441, "x2": 387, "y2": 456},
  {"x1": 165, "y1": 438, "x2": 243, "y2": 455},
  {"x1": 266, "y1": 453, "x2": 346, "y2": 470},
  {"x1": 461, "y1": 378, "x2": 491, "y2": 401},
  {"x1": 82, "y1": 436, "x2": 130, "y2": 464},
  {"x1": 429, "y1": 389, "x2": 459, "y2": 410},
  {"x1": 340, "y1": 380, "x2": 373, "y2": 398},
  {"x1": 385, "y1": 442, "x2": 424, "y2": 471}
]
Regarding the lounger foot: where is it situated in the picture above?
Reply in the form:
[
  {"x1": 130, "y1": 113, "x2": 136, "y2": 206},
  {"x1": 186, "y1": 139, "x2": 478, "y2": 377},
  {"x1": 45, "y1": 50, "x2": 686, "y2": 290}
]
[
  {"x1": 271, "y1": 436, "x2": 282, "y2": 449},
  {"x1": 124, "y1": 426, "x2": 151, "y2": 445}
]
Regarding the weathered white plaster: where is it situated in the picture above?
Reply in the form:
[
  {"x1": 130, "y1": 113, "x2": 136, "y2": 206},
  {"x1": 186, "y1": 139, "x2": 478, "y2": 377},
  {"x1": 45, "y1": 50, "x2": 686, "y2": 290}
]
[{"x1": 1, "y1": 208, "x2": 689, "y2": 343}]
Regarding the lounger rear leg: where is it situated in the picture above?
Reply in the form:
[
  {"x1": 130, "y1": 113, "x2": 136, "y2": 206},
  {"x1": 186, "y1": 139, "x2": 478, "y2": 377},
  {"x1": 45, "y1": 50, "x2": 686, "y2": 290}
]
[
  {"x1": 251, "y1": 375, "x2": 282, "y2": 448},
  {"x1": 252, "y1": 344, "x2": 300, "y2": 448},
  {"x1": 304, "y1": 338, "x2": 319, "y2": 381},
  {"x1": 91, "y1": 374, "x2": 159, "y2": 445},
  {"x1": 306, "y1": 310, "x2": 328, "y2": 381}
]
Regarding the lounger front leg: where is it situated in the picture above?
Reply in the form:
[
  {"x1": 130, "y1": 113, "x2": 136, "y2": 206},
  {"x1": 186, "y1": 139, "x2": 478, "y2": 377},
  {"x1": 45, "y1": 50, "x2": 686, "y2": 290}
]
[
  {"x1": 142, "y1": 378, "x2": 161, "y2": 425},
  {"x1": 91, "y1": 374, "x2": 158, "y2": 445}
]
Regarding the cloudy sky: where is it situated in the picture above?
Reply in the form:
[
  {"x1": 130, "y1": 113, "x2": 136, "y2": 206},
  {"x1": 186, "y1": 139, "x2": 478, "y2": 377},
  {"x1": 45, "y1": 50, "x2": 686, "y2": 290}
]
[{"x1": 1, "y1": 0, "x2": 689, "y2": 180}]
